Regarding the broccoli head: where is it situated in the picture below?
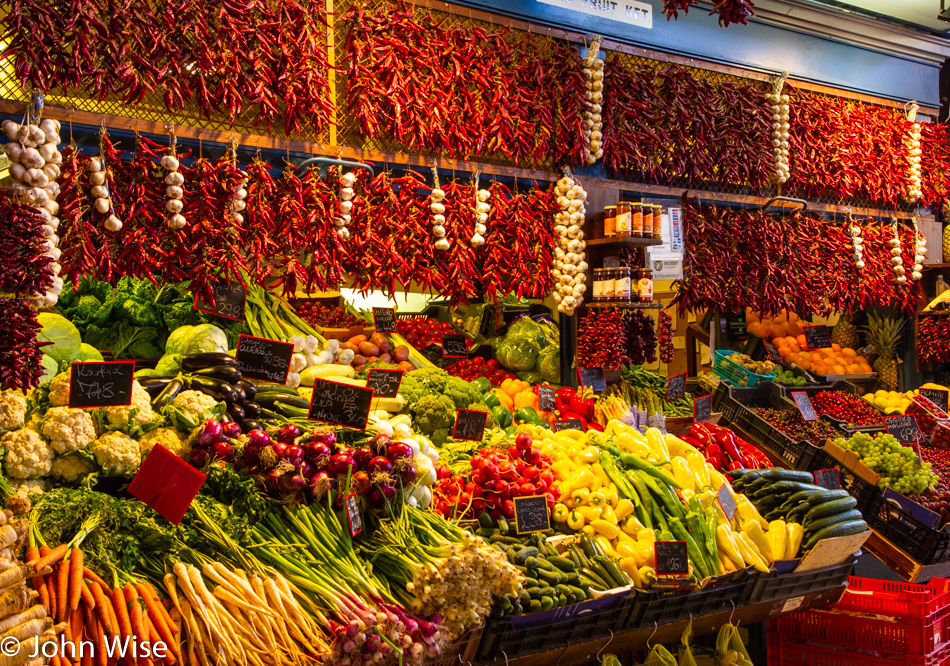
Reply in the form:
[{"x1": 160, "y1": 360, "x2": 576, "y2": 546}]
[
  {"x1": 444, "y1": 376, "x2": 486, "y2": 410},
  {"x1": 399, "y1": 369, "x2": 451, "y2": 408},
  {"x1": 466, "y1": 402, "x2": 496, "y2": 430},
  {"x1": 410, "y1": 394, "x2": 456, "y2": 437}
]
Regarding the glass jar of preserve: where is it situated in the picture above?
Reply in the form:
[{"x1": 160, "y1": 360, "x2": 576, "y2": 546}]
[
  {"x1": 652, "y1": 205, "x2": 663, "y2": 240},
  {"x1": 638, "y1": 267, "x2": 654, "y2": 303},
  {"x1": 592, "y1": 269, "x2": 604, "y2": 302},
  {"x1": 642, "y1": 204, "x2": 653, "y2": 239},
  {"x1": 631, "y1": 203, "x2": 644, "y2": 238},
  {"x1": 615, "y1": 267, "x2": 632, "y2": 302},
  {"x1": 604, "y1": 206, "x2": 616, "y2": 237},
  {"x1": 615, "y1": 203, "x2": 631, "y2": 238},
  {"x1": 602, "y1": 268, "x2": 616, "y2": 301}
]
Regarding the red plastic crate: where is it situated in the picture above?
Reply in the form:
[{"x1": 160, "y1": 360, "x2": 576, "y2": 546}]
[{"x1": 768, "y1": 634, "x2": 950, "y2": 666}]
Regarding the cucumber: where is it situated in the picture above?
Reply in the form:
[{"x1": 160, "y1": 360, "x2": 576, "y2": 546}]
[
  {"x1": 568, "y1": 585, "x2": 586, "y2": 603},
  {"x1": 555, "y1": 584, "x2": 572, "y2": 597},
  {"x1": 528, "y1": 599, "x2": 542, "y2": 613},
  {"x1": 519, "y1": 591, "x2": 531, "y2": 606},
  {"x1": 534, "y1": 557, "x2": 554, "y2": 571},
  {"x1": 498, "y1": 516, "x2": 510, "y2": 535},
  {"x1": 524, "y1": 578, "x2": 539, "y2": 588},
  {"x1": 804, "y1": 497, "x2": 858, "y2": 521},
  {"x1": 540, "y1": 596, "x2": 555, "y2": 611},
  {"x1": 753, "y1": 481, "x2": 823, "y2": 499},
  {"x1": 763, "y1": 469, "x2": 818, "y2": 483},
  {"x1": 787, "y1": 502, "x2": 811, "y2": 523},
  {"x1": 536, "y1": 568, "x2": 562, "y2": 584},
  {"x1": 490, "y1": 534, "x2": 521, "y2": 545},
  {"x1": 803, "y1": 520, "x2": 868, "y2": 550},
  {"x1": 478, "y1": 512, "x2": 494, "y2": 529},
  {"x1": 807, "y1": 489, "x2": 852, "y2": 505},
  {"x1": 547, "y1": 556, "x2": 577, "y2": 573},
  {"x1": 785, "y1": 489, "x2": 824, "y2": 506},
  {"x1": 557, "y1": 593, "x2": 568, "y2": 607},
  {"x1": 804, "y1": 509, "x2": 864, "y2": 534},
  {"x1": 515, "y1": 547, "x2": 539, "y2": 564},
  {"x1": 476, "y1": 527, "x2": 497, "y2": 538}
]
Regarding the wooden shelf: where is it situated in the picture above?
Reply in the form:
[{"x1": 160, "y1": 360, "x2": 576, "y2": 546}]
[
  {"x1": 922, "y1": 263, "x2": 950, "y2": 270},
  {"x1": 585, "y1": 302, "x2": 663, "y2": 310},
  {"x1": 585, "y1": 236, "x2": 665, "y2": 248},
  {"x1": 864, "y1": 530, "x2": 950, "y2": 584},
  {"x1": 919, "y1": 309, "x2": 950, "y2": 316}
]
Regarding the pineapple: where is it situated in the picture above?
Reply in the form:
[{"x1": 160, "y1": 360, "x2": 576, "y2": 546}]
[
  {"x1": 937, "y1": 369, "x2": 950, "y2": 387},
  {"x1": 862, "y1": 312, "x2": 907, "y2": 390},
  {"x1": 831, "y1": 311, "x2": 860, "y2": 350},
  {"x1": 943, "y1": 222, "x2": 950, "y2": 263}
]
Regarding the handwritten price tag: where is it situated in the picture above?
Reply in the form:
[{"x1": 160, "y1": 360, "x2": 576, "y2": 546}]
[
  {"x1": 655, "y1": 541, "x2": 689, "y2": 577},
  {"x1": 453, "y1": 409, "x2": 488, "y2": 442},
  {"x1": 791, "y1": 391, "x2": 818, "y2": 422},
  {"x1": 193, "y1": 280, "x2": 246, "y2": 321},
  {"x1": 538, "y1": 385, "x2": 556, "y2": 412},
  {"x1": 236, "y1": 335, "x2": 294, "y2": 384},
  {"x1": 884, "y1": 414, "x2": 925, "y2": 445},
  {"x1": 513, "y1": 496, "x2": 550, "y2": 534},
  {"x1": 372, "y1": 308, "x2": 397, "y2": 333},
  {"x1": 666, "y1": 372, "x2": 687, "y2": 402},
  {"x1": 68, "y1": 361, "x2": 135, "y2": 408},
  {"x1": 308, "y1": 378, "x2": 374, "y2": 430},
  {"x1": 803, "y1": 325, "x2": 832, "y2": 350}
]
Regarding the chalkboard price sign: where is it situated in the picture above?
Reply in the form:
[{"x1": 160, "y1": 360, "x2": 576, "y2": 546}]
[
  {"x1": 884, "y1": 414, "x2": 925, "y2": 445},
  {"x1": 717, "y1": 484, "x2": 737, "y2": 521},
  {"x1": 441, "y1": 334, "x2": 468, "y2": 358},
  {"x1": 420, "y1": 344, "x2": 456, "y2": 369},
  {"x1": 693, "y1": 394, "x2": 712, "y2": 423},
  {"x1": 345, "y1": 494, "x2": 363, "y2": 537},
  {"x1": 372, "y1": 308, "x2": 397, "y2": 333},
  {"x1": 366, "y1": 369, "x2": 404, "y2": 399},
  {"x1": 803, "y1": 325, "x2": 832, "y2": 350},
  {"x1": 69, "y1": 361, "x2": 136, "y2": 409},
  {"x1": 538, "y1": 385, "x2": 556, "y2": 412},
  {"x1": 453, "y1": 409, "x2": 488, "y2": 442},
  {"x1": 553, "y1": 419, "x2": 585, "y2": 432},
  {"x1": 513, "y1": 495, "x2": 550, "y2": 534},
  {"x1": 921, "y1": 388, "x2": 950, "y2": 414},
  {"x1": 655, "y1": 541, "x2": 690, "y2": 577},
  {"x1": 236, "y1": 335, "x2": 295, "y2": 384},
  {"x1": 666, "y1": 372, "x2": 687, "y2": 402},
  {"x1": 791, "y1": 391, "x2": 818, "y2": 422},
  {"x1": 763, "y1": 341, "x2": 784, "y2": 365},
  {"x1": 193, "y1": 280, "x2": 246, "y2": 321},
  {"x1": 577, "y1": 367, "x2": 606, "y2": 393},
  {"x1": 308, "y1": 378, "x2": 374, "y2": 430},
  {"x1": 813, "y1": 468, "x2": 841, "y2": 490}
]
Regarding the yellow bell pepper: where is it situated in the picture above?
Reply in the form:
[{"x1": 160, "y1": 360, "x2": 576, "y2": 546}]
[
  {"x1": 582, "y1": 525, "x2": 596, "y2": 537},
  {"x1": 587, "y1": 490, "x2": 607, "y2": 508},
  {"x1": 553, "y1": 504, "x2": 571, "y2": 523},
  {"x1": 603, "y1": 483, "x2": 619, "y2": 508},
  {"x1": 715, "y1": 525, "x2": 745, "y2": 570},
  {"x1": 671, "y1": 457, "x2": 695, "y2": 492},
  {"x1": 577, "y1": 505, "x2": 602, "y2": 522},
  {"x1": 567, "y1": 511, "x2": 585, "y2": 531},
  {"x1": 615, "y1": 432, "x2": 653, "y2": 458},
  {"x1": 621, "y1": 515, "x2": 645, "y2": 536},
  {"x1": 736, "y1": 495, "x2": 769, "y2": 530},
  {"x1": 639, "y1": 566, "x2": 656, "y2": 587},
  {"x1": 571, "y1": 487, "x2": 590, "y2": 507},
  {"x1": 741, "y1": 520, "x2": 774, "y2": 563},
  {"x1": 686, "y1": 451, "x2": 711, "y2": 489},
  {"x1": 695, "y1": 489, "x2": 715, "y2": 509},
  {"x1": 614, "y1": 499, "x2": 634, "y2": 521},
  {"x1": 590, "y1": 519, "x2": 620, "y2": 540},
  {"x1": 500, "y1": 378, "x2": 520, "y2": 400},
  {"x1": 551, "y1": 461, "x2": 573, "y2": 481},
  {"x1": 767, "y1": 520, "x2": 787, "y2": 561},
  {"x1": 786, "y1": 523, "x2": 804, "y2": 559},
  {"x1": 600, "y1": 504, "x2": 618, "y2": 525},
  {"x1": 580, "y1": 447, "x2": 602, "y2": 464},
  {"x1": 635, "y1": 534, "x2": 655, "y2": 566},
  {"x1": 735, "y1": 532, "x2": 770, "y2": 573},
  {"x1": 619, "y1": 557, "x2": 641, "y2": 587},
  {"x1": 616, "y1": 541, "x2": 639, "y2": 561},
  {"x1": 492, "y1": 388, "x2": 514, "y2": 411},
  {"x1": 513, "y1": 390, "x2": 538, "y2": 410}
]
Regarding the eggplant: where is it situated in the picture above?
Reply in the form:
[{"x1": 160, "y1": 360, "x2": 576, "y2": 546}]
[
  {"x1": 231, "y1": 385, "x2": 246, "y2": 405},
  {"x1": 138, "y1": 377, "x2": 177, "y2": 398},
  {"x1": 236, "y1": 379, "x2": 256, "y2": 401},
  {"x1": 151, "y1": 378, "x2": 184, "y2": 410},
  {"x1": 242, "y1": 401, "x2": 262, "y2": 419},
  {"x1": 187, "y1": 376, "x2": 240, "y2": 404},
  {"x1": 181, "y1": 352, "x2": 239, "y2": 372},
  {"x1": 228, "y1": 403, "x2": 245, "y2": 421},
  {"x1": 221, "y1": 411, "x2": 234, "y2": 423},
  {"x1": 240, "y1": 419, "x2": 263, "y2": 432},
  {"x1": 191, "y1": 364, "x2": 242, "y2": 385}
]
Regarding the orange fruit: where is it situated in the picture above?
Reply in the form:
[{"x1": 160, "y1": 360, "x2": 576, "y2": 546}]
[
  {"x1": 788, "y1": 342, "x2": 801, "y2": 354},
  {"x1": 769, "y1": 325, "x2": 785, "y2": 339},
  {"x1": 787, "y1": 322, "x2": 804, "y2": 337},
  {"x1": 831, "y1": 343, "x2": 841, "y2": 353},
  {"x1": 810, "y1": 352, "x2": 823, "y2": 363},
  {"x1": 847, "y1": 363, "x2": 863, "y2": 374},
  {"x1": 783, "y1": 336, "x2": 796, "y2": 347},
  {"x1": 831, "y1": 364, "x2": 847, "y2": 375},
  {"x1": 841, "y1": 348, "x2": 857, "y2": 358},
  {"x1": 855, "y1": 356, "x2": 868, "y2": 364},
  {"x1": 797, "y1": 334, "x2": 807, "y2": 347},
  {"x1": 778, "y1": 346, "x2": 790, "y2": 360},
  {"x1": 775, "y1": 314, "x2": 787, "y2": 325},
  {"x1": 788, "y1": 312, "x2": 800, "y2": 322},
  {"x1": 797, "y1": 358, "x2": 812, "y2": 371}
]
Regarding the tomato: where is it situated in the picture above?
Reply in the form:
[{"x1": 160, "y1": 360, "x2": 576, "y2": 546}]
[
  {"x1": 487, "y1": 359, "x2": 500, "y2": 370},
  {"x1": 471, "y1": 356, "x2": 485, "y2": 366}
]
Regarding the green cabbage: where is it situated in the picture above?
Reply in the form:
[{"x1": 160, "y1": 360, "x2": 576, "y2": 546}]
[
  {"x1": 39, "y1": 354, "x2": 58, "y2": 384},
  {"x1": 36, "y1": 313, "x2": 82, "y2": 365},
  {"x1": 155, "y1": 354, "x2": 182, "y2": 375},
  {"x1": 496, "y1": 336, "x2": 540, "y2": 372},
  {"x1": 75, "y1": 343, "x2": 104, "y2": 362},
  {"x1": 538, "y1": 345, "x2": 560, "y2": 384},
  {"x1": 517, "y1": 370, "x2": 543, "y2": 384},
  {"x1": 181, "y1": 324, "x2": 228, "y2": 355},
  {"x1": 507, "y1": 317, "x2": 545, "y2": 347},
  {"x1": 164, "y1": 326, "x2": 194, "y2": 355}
]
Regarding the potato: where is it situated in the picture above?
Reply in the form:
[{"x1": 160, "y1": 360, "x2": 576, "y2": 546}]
[
  {"x1": 378, "y1": 339, "x2": 391, "y2": 354},
  {"x1": 352, "y1": 354, "x2": 367, "y2": 366},
  {"x1": 393, "y1": 345, "x2": 410, "y2": 362},
  {"x1": 359, "y1": 341, "x2": 380, "y2": 356},
  {"x1": 379, "y1": 353, "x2": 392, "y2": 363},
  {"x1": 347, "y1": 335, "x2": 368, "y2": 346},
  {"x1": 396, "y1": 361, "x2": 414, "y2": 372},
  {"x1": 369, "y1": 332, "x2": 389, "y2": 349}
]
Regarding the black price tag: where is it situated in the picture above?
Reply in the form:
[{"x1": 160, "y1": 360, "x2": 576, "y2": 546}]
[
  {"x1": 884, "y1": 414, "x2": 925, "y2": 445},
  {"x1": 236, "y1": 335, "x2": 295, "y2": 384},
  {"x1": 345, "y1": 494, "x2": 363, "y2": 537},
  {"x1": 717, "y1": 485, "x2": 737, "y2": 521},
  {"x1": 366, "y1": 369, "x2": 404, "y2": 399},
  {"x1": 68, "y1": 361, "x2": 135, "y2": 409},
  {"x1": 791, "y1": 391, "x2": 818, "y2": 421},
  {"x1": 577, "y1": 367, "x2": 606, "y2": 393},
  {"x1": 655, "y1": 541, "x2": 690, "y2": 577},
  {"x1": 813, "y1": 468, "x2": 841, "y2": 490},
  {"x1": 441, "y1": 334, "x2": 468, "y2": 358},
  {"x1": 453, "y1": 409, "x2": 488, "y2": 441},
  {"x1": 921, "y1": 388, "x2": 950, "y2": 414},
  {"x1": 372, "y1": 308, "x2": 397, "y2": 333},
  {"x1": 803, "y1": 325, "x2": 832, "y2": 350},
  {"x1": 763, "y1": 341, "x2": 784, "y2": 365},
  {"x1": 193, "y1": 280, "x2": 246, "y2": 321},
  {"x1": 538, "y1": 385, "x2": 556, "y2": 412},
  {"x1": 553, "y1": 419, "x2": 584, "y2": 432},
  {"x1": 420, "y1": 344, "x2": 456, "y2": 369},
  {"x1": 666, "y1": 372, "x2": 687, "y2": 402},
  {"x1": 513, "y1": 495, "x2": 550, "y2": 534},
  {"x1": 307, "y1": 378, "x2": 374, "y2": 430},
  {"x1": 693, "y1": 394, "x2": 712, "y2": 423}
]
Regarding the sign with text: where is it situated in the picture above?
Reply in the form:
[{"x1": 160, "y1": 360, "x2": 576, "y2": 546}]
[
  {"x1": 791, "y1": 391, "x2": 819, "y2": 422},
  {"x1": 513, "y1": 495, "x2": 550, "y2": 534},
  {"x1": 366, "y1": 369, "x2": 404, "y2": 399},
  {"x1": 420, "y1": 344, "x2": 456, "y2": 369},
  {"x1": 453, "y1": 409, "x2": 488, "y2": 442},
  {"x1": 553, "y1": 419, "x2": 585, "y2": 432},
  {"x1": 372, "y1": 308, "x2": 397, "y2": 333},
  {"x1": 803, "y1": 325, "x2": 832, "y2": 350},
  {"x1": 693, "y1": 394, "x2": 712, "y2": 423},
  {"x1": 884, "y1": 414, "x2": 924, "y2": 445},
  {"x1": 813, "y1": 468, "x2": 841, "y2": 490},
  {"x1": 129, "y1": 444, "x2": 206, "y2": 525},
  {"x1": 537, "y1": 0, "x2": 653, "y2": 29},
  {"x1": 68, "y1": 361, "x2": 135, "y2": 409},
  {"x1": 717, "y1": 485, "x2": 737, "y2": 521},
  {"x1": 882, "y1": 488, "x2": 941, "y2": 529},
  {"x1": 921, "y1": 388, "x2": 950, "y2": 414},
  {"x1": 236, "y1": 335, "x2": 294, "y2": 384},
  {"x1": 193, "y1": 280, "x2": 246, "y2": 321},
  {"x1": 538, "y1": 385, "x2": 556, "y2": 412},
  {"x1": 345, "y1": 494, "x2": 363, "y2": 537},
  {"x1": 666, "y1": 372, "x2": 687, "y2": 402},
  {"x1": 763, "y1": 341, "x2": 784, "y2": 365},
  {"x1": 655, "y1": 541, "x2": 690, "y2": 577},
  {"x1": 307, "y1": 378, "x2": 374, "y2": 430},
  {"x1": 441, "y1": 334, "x2": 468, "y2": 358},
  {"x1": 577, "y1": 367, "x2": 606, "y2": 393}
]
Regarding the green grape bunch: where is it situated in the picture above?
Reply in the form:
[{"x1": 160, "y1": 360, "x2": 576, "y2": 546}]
[{"x1": 832, "y1": 432, "x2": 938, "y2": 496}]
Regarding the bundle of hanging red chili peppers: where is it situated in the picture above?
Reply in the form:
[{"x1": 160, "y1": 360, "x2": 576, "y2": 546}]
[
  {"x1": 0, "y1": 298, "x2": 49, "y2": 391},
  {"x1": 919, "y1": 122, "x2": 950, "y2": 211},
  {"x1": 919, "y1": 316, "x2": 950, "y2": 365},
  {"x1": 0, "y1": 193, "x2": 54, "y2": 297},
  {"x1": 577, "y1": 308, "x2": 628, "y2": 370}
]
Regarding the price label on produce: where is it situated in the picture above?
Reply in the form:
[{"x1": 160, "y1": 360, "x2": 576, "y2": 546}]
[
  {"x1": 921, "y1": 388, "x2": 950, "y2": 414},
  {"x1": 803, "y1": 325, "x2": 832, "y2": 350},
  {"x1": 813, "y1": 468, "x2": 841, "y2": 490},
  {"x1": 513, "y1": 495, "x2": 550, "y2": 534},
  {"x1": 453, "y1": 409, "x2": 488, "y2": 442},
  {"x1": 538, "y1": 385, "x2": 556, "y2": 412},
  {"x1": 577, "y1": 367, "x2": 606, "y2": 393},
  {"x1": 345, "y1": 493, "x2": 363, "y2": 537},
  {"x1": 129, "y1": 444, "x2": 206, "y2": 525},
  {"x1": 68, "y1": 361, "x2": 135, "y2": 409},
  {"x1": 791, "y1": 391, "x2": 819, "y2": 422},
  {"x1": 553, "y1": 419, "x2": 584, "y2": 432},
  {"x1": 366, "y1": 369, "x2": 404, "y2": 399},
  {"x1": 884, "y1": 414, "x2": 925, "y2": 445},
  {"x1": 717, "y1": 485, "x2": 737, "y2": 521},
  {"x1": 666, "y1": 372, "x2": 687, "y2": 402},
  {"x1": 655, "y1": 541, "x2": 690, "y2": 577},
  {"x1": 763, "y1": 341, "x2": 784, "y2": 365},
  {"x1": 693, "y1": 394, "x2": 712, "y2": 423},
  {"x1": 420, "y1": 344, "x2": 456, "y2": 369},
  {"x1": 193, "y1": 280, "x2": 246, "y2": 321},
  {"x1": 236, "y1": 335, "x2": 294, "y2": 384},
  {"x1": 307, "y1": 378, "x2": 374, "y2": 430},
  {"x1": 372, "y1": 307, "x2": 398, "y2": 333},
  {"x1": 441, "y1": 334, "x2": 468, "y2": 358}
]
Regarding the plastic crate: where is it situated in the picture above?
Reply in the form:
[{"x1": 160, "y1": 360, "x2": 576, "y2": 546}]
[
  {"x1": 428, "y1": 627, "x2": 483, "y2": 666},
  {"x1": 767, "y1": 633, "x2": 950, "y2": 666},
  {"x1": 776, "y1": 380, "x2": 861, "y2": 400},
  {"x1": 625, "y1": 571, "x2": 755, "y2": 630},
  {"x1": 750, "y1": 557, "x2": 855, "y2": 604},
  {"x1": 475, "y1": 592, "x2": 633, "y2": 662},
  {"x1": 866, "y1": 491, "x2": 950, "y2": 565},
  {"x1": 713, "y1": 349, "x2": 777, "y2": 387}
]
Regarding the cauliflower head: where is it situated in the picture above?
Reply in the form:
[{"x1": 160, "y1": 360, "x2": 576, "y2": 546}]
[
  {"x1": 138, "y1": 428, "x2": 192, "y2": 459},
  {"x1": 0, "y1": 393, "x2": 26, "y2": 432},
  {"x1": 172, "y1": 391, "x2": 219, "y2": 419},
  {"x1": 91, "y1": 431, "x2": 142, "y2": 475},
  {"x1": 41, "y1": 407, "x2": 97, "y2": 454},
  {"x1": 51, "y1": 454, "x2": 97, "y2": 484},
  {"x1": 11, "y1": 479, "x2": 45, "y2": 497},
  {"x1": 1, "y1": 429, "x2": 53, "y2": 479},
  {"x1": 49, "y1": 371, "x2": 71, "y2": 407},
  {"x1": 105, "y1": 381, "x2": 157, "y2": 429}
]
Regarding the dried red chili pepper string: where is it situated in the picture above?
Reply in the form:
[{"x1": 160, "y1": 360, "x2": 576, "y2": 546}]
[
  {"x1": 57, "y1": 145, "x2": 111, "y2": 285},
  {"x1": 0, "y1": 298, "x2": 49, "y2": 391},
  {"x1": 0, "y1": 193, "x2": 54, "y2": 297}
]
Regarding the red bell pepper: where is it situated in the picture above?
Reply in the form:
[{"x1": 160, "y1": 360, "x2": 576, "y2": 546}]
[
  {"x1": 587, "y1": 422, "x2": 604, "y2": 432},
  {"x1": 689, "y1": 423, "x2": 715, "y2": 448},
  {"x1": 705, "y1": 441, "x2": 724, "y2": 470},
  {"x1": 741, "y1": 453, "x2": 761, "y2": 470}
]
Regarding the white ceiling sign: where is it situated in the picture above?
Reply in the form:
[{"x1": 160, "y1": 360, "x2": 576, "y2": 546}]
[{"x1": 536, "y1": 0, "x2": 653, "y2": 29}]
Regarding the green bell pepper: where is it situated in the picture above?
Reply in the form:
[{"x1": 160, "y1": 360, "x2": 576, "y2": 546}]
[
  {"x1": 491, "y1": 405, "x2": 512, "y2": 428},
  {"x1": 504, "y1": 425, "x2": 518, "y2": 437},
  {"x1": 472, "y1": 377, "x2": 492, "y2": 393},
  {"x1": 514, "y1": 406, "x2": 545, "y2": 426},
  {"x1": 483, "y1": 392, "x2": 501, "y2": 409}
]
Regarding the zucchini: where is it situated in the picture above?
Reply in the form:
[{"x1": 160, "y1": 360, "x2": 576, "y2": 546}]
[
  {"x1": 590, "y1": 559, "x2": 618, "y2": 588},
  {"x1": 536, "y1": 568, "x2": 562, "y2": 585},
  {"x1": 807, "y1": 489, "x2": 851, "y2": 505},
  {"x1": 804, "y1": 509, "x2": 864, "y2": 534},
  {"x1": 803, "y1": 520, "x2": 868, "y2": 551},
  {"x1": 579, "y1": 567, "x2": 609, "y2": 589},
  {"x1": 804, "y1": 497, "x2": 857, "y2": 521},
  {"x1": 597, "y1": 557, "x2": 629, "y2": 588},
  {"x1": 547, "y1": 556, "x2": 577, "y2": 573},
  {"x1": 580, "y1": 536, "x2": 599, "y2": 559},
  {"x1": 543, "y1": 541, "x2": 559, "y2": 558},
  {"x1": 763, "y1": 469, "x2": 818, "y2": 483}
]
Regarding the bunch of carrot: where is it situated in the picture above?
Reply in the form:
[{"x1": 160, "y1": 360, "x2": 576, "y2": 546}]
[{"x1": 26, "y1": 544, "x2": 180, "y2": 666}]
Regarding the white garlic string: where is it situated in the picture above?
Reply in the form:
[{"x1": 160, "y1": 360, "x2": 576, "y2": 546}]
[
  {"x1": 911, "y1": 216, "x2": 925, "y2": 281},
  {"x1": 162, "y1": 129, "x2": 186, "y2": 229},
  {"x1": 581, "y1": 36, "x2": 605, "y2": 165},
  {"x1": 336, "y1": 170, "x2": 356, "y2": 240},
  {"x1": 551, "y1": 169, "x2": 587, "y2": 315},
  {"x1": 904, "y1": 103, "x2": 923, "y2": 203},
  {"x1": 767, "y1": 73, "x2": 790, "y2": 185},
  {"x1": 470, "y1": 171, "x2": 488, "y2": 247},
  {"x1": 850, "y1": 218, "x2": 865, "y2": 271},
  {"x1": 431, "y1": 168, "x2": 448, "y2": 251},
  {"x1": 889, "y1": 219, "x2": 907, "y2": 285}
]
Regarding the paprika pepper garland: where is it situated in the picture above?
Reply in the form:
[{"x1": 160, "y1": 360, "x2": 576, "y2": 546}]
[
  {"x1": 0, "y1": 297, "x2": 49, "y2": 391},
  {"x1": 0, "y1": 193, "x2": 54, "y2": 298}
]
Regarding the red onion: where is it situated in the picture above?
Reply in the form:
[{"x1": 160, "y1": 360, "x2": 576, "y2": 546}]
[
  {"x1": 373, "y1": 434, "x2": 391, "y2": 452},
  {"x1": 210, "y1": 440, "x2": 233, "y2": 461},
  {"x1": 305, "y1": 441, "x2": 331, "y2": 463},
  {"x1": 298, "y1": 461, "x2": 316, "y2": 479},
  {"x1": 246, "y1": 429, "x2": 271, "y2": 448},
  {"x1": 368, "y1": 484, "x2": 396, "y2": 508},
  {"x1": 354, "y1": 447, "x2": 375, "y2": 469},
  {"x1": 351, "y1": 470, "x2": 371, "y2": 495},
  {"x1": 367, "y1": 456, "x2": 393, "y2": 476},
  {"x1": 188, "y1": 448, "x2": 209, "y2": 467},
  {"x1": 270, "y1": 441, "x2": 287, "y2": 458},
  {"x1": 277, "y1": 423, "x2": 301, "y2": 445},
  {"x1": 307, "y1": 428, "x2": 336, "y2": 447},
  {"x1": 398, "y1": 463, "x2": 416, "y2": 485},
  {"x1": 201, "y1": 419, "x2": 223, "y2": 440},
  {"x1": 309, "y1": 471, "x2": 332, "y2": 497},
  {"x1": 280, "y1": 471, "x2": 307, "y2": 494},
  {"x1": 326, "y1": 453, "x2": 356, "y2": 477},
  {"x1": 264, "y1": 469, "x2": 284, "y2": 493},
  {"x1": 282, "y1": 444, "x2": 305, "y2": 466},
  {"x1": 387, "y1": 442, "x2": 413, "y2": 461},
  {"x1": 221, "y1": 421, "x2": 242, "y2": 439}
]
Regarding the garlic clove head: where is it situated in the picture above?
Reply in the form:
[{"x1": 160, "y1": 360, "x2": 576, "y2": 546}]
[{"x1": 160, "y1": 155, "x2": 180, "y2": 171}]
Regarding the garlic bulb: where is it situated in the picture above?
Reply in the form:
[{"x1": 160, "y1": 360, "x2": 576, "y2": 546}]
[
  {"x1": 162, "y1": 144, "x2": 186, "y2": 229},
  {"x1": 88, "y1": 149, "x2": 120, "y2": 231},
  {"x1": 904, "y1": 105, "x2": 923, "y2": 202},
  {"x1": 430, "y1": 173, "x2": 449, "y2": 251},
  {"x1": 552, "y1": 171, "x2": 587, "y2": 315},
  {"x1": 160, "y1": 155, "x2": 179, "y2": 171},
  {"x1": 910, "y1": 218, "x2": 926, "y2": 280},
  {"x1": 889, "y1": 221, "x2": 907, "y2": 285},
  {"x1": 336, "y1": 171, "x2": 356, "y2": 239},
  {"x1": 104, "y1": 215, "x2": 123, "y2": 232},
  {"x1": 231, "y1": 176, "x2": 248, "y2": 225},
  {"x1": 581, "y1": 38, "x2": 606, "y2": 165},
  {"x1": 471, "y1": 184, "x2": 490, "y2": 247},
  {"x1": 767, "y1": 77, "x2": 790, "y2": 184}
]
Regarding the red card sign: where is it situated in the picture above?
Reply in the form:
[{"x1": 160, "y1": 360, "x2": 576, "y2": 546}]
[{"x1": 128, "y1": 445, "x2": 206, "y2": 525}]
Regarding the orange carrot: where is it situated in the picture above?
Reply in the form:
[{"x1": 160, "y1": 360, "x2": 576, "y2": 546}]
[
  {"x1": 112, "y1": 586, "x2": 133, "y2": 659},
  {"x1": 48, "y1": 570, "x2": 59, "y2": 620},
  {"x1": 136, "y1": 584, "x2": 177, "y2": 660},
  {"x1": 124, "y1": 585, "x2": 145, "y2": 662},
  {"x1": 31, "y1": 543, "x2": 69, "y2": 570},
  {"x1": 80, "y1": 579, "x2": 96, "y2": 610},
  {"x1": 56, "y1": 557, "x2": 70, "y2": 622},
  {"x1": 89, "y1": 583, "x2": 113, "y2": 637},
  {"x1": 68, "y1": 549, "x2": 83, "y2": 614},
  {"x1": 71, "y1": 608, "x2": 83, "y2": 660},
  {"x1": 145, "y1": 616, "x2": 175, "y2": 666},
  {"x1": 27, "y1": 545, "x2": 50, "y2": 609},
  {"x1": 94, "y1": 617, "x2": 107, "y2": 666},
  {"x1": 83, "y1": 568, "x2": 109, "y2": 590}
]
